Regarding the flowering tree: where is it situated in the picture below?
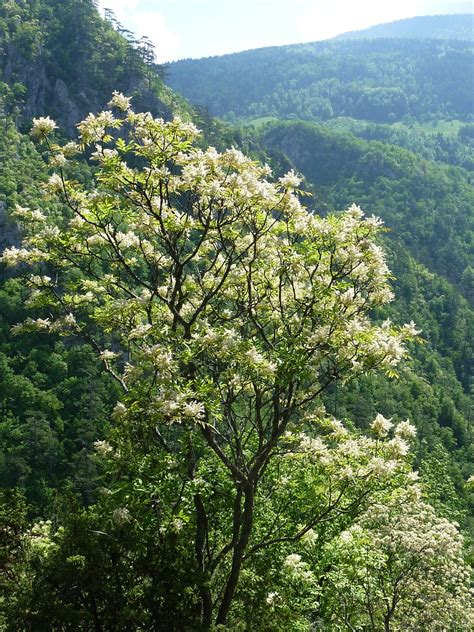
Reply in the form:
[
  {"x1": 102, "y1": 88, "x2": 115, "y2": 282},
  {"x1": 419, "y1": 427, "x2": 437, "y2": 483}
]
[
  {"x1": 320, "y1": 492, "x2": 473, "y2": 630},
  {"x1": 2, "y1": 95, "x2": 425, "y2": 626}
]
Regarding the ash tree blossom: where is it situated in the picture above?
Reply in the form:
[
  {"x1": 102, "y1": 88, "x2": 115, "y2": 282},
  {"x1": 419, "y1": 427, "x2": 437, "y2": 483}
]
[
  {"x1": 30, "y1": 116, "x2": 57, "y2": 139},
  {"x1": 320, "y1": 492, "x2": 473, "y2": 631},
  {"x1": 1, "y1": 95, "x2": 440, "y2": 627}
]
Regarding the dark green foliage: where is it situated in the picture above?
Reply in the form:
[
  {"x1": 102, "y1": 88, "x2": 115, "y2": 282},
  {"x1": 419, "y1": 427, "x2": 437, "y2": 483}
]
[
  {"x1": 0, "y1": 280, "x2": 120, "y2": 515},
  {"x1": 0, "y1": 76, "x2": 121, "y2": 519},
  {"x1": 1, "y1": 442, "x2": 215, "y2": 631},
  {"x1": 0, "y1": 119, "x2": 50, "y2": 207},
  {"x1": 0, "y1": 488, "x2": 28, "y2": 596},
  {"x1": 325, "y1": 120, "x2": 474, "y2": 170}
]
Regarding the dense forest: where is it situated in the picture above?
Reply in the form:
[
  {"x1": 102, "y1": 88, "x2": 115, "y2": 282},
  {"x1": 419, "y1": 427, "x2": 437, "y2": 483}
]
[
  {"x1": 168, "y1": 35, "x2": 473, "y2": 124},
  {"x1": 0, "y1": 3, "x2": 473, "y2": 630}
]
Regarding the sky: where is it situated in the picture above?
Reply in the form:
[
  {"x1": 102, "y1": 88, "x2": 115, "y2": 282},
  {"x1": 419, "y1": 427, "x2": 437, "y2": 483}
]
[{"x1": 97, "y1": 0, "x2": 473, "y2": 62}]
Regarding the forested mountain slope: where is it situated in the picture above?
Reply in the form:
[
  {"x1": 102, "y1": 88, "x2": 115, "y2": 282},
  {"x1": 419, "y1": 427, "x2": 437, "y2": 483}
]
[
  {"x1": 321, "y1": 118, "x2": 474, "y2": 171},
  {"x1": 168, "y1": 38, "x2": 473, "y2": 124},
  {"x1": 334, "y1": 13, "x2": 474, "y2": 41},
  {"x1": 261, "y1": 121, "x2": 473, "y2": 300},
  {"x1": 0, "y1": 0, "x2": 190, "y2": 516}
]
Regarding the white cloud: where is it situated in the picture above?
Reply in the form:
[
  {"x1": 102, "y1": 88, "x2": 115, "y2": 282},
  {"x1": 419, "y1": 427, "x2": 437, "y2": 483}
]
[
  {"x1": 97, "y1": 0, "x2": 140, "y2": 21},
  {"x1": 297, "y1": 0, "x2": 427, "y2": 41},
  {"x1": 130, "y1": 11, "x2": 182, "y2": 62},
  {"x1": 98, "y1": 0, "x2": 472, "y2": 61},
  {"x1": 98, "y1": 0, "x2": 141, "y2": 16},
  {"x1": 98, "y1": 0, "x2": 181, "y2": 62}
]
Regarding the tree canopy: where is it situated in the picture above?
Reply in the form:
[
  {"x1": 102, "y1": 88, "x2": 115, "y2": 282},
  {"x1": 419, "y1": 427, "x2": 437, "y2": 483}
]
[{"x1": 1, "y1": 99, "x2": 471, "y2": 630}]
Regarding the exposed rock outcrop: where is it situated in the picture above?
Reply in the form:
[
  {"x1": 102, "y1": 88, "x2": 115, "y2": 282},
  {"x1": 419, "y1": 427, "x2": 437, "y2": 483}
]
[{"x1": 0, "y1": 200, "x2": 19, "y2": 254}]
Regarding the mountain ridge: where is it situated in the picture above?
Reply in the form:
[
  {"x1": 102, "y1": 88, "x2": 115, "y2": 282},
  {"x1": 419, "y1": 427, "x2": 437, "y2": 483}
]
[
  {"x1": 334, "y1": 13, "x2": 474, "y2": 41},
  {"x1": 167, "y1": 38, "x2": 473, "y2": 124}
]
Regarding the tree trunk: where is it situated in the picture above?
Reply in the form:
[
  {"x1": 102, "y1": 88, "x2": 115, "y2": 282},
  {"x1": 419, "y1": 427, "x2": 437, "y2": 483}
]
[
  {"x1": 194, "y1": 493, "x2": 213, "y2": 627},
  {"x1": 215, "y1": 484, "x2": 255, "y2": 625}
]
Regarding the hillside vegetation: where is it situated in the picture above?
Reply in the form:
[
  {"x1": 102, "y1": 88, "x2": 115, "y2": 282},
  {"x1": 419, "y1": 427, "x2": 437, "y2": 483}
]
[
  {"x1": 261, "y1": 121, "x2": 473, "y2": 299},
  {"x1": 168, "y1": 37, "x2": 473, "y2": 124},
  {"x1": 0, "y1": 4, "x2": 472, "y2": 629}
]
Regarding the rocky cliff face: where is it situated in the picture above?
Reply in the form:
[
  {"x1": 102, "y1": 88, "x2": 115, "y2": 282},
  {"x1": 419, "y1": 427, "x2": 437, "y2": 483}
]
[
  {"x1": 3, "y1": 41, "x2": 48, "y2": 118},
  {"x1": 0, "y1": 200, "x2": 19, "y2": 253},
  {"x1": 1, "y1": 39, "x2": 101, "y2": 134},
  {"x1": 1, "y1": 37, "x2": 172, "y2": 135}
]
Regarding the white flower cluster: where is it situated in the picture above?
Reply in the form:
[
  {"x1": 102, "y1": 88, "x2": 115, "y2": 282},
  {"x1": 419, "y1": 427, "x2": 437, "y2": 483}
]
[
  {"x1": 45, "y1": 173, "x2": 64, "y2": 193},
  {"x1": 119, "y1": 380, "x2": 207, "y2": 426},
  {"x1": 62, "y1": 141, "x2": 80, "y2": 157},
  {"x1": 284, "y1": 553, "x2": 314, "y2": 583},
  {"x1": 12, "y1": 205, "x2": 46, "y2": 222},
  {"x1": 11, "y1": 317, "x2": 51, "y2": 334},
  {"x1": 265, "y1": 591, "x2": 279, "y2": 606},
  {"x1": 28, "y1": 520, "x2": 60, "y2": 558},
  {"x1": 301, "y1": 529, "x2": 318, "y2": 547},
  {"x1": 90, "y1": 145, "x2": 119, "y2": 164},
  {"x1": 112, "y1": 507, "x2": 131, "y2": 526},
  {"x1": 371, "y1": 413, "x2": 393, "y2": 437},
  {"x1": 279, "y1": 169, "x2": 302, "y2": 189},
  {"x1": 299, "y1": 435, "x2": 330, "y2": 464},
  {"x1": 99, "y1": 349, "x2": 119, "y2": 361},
  {"x1": 108, "y1": 91, "x2": 132, "y2": 112},
  {"x1": 113, "y1": 402, "x2": 128, "y2": 418},
  {"x1": 371, "y1": 414, "x2": 417, "y2": 445},
  {"x1": 394, "y1": 419, "x2": 417, "y2": 439},
  {"x1": 28, "y1": 275, "x2": 52, "y2": 287},
  {"x1": 182, "y1": 400, "x2": 205, "y2": 419},
  {"x1": 128, "y1": 323, "x2": 153, "y2": 340},
  {"x1": 1, "y1": 246, "x2": 44, "y2": 267},
  {"x1": 294, "y1": 412, "x2": 418, "y2": 490},
  {"x1": 77, "y1": 110, "x2": 118, "y2": 144},
  {"x1": 31, "y1": 116, "x2": 57, "y2": 139},
  {"x1": 319, "y1": 487, "x2": 473, "y2": 630},
  {"x1": 50, "y1": 152, "x2": 67, "y2": 168},
  {"x1": 93, "y1": 440, "x2": 114, "y2": 458}
]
